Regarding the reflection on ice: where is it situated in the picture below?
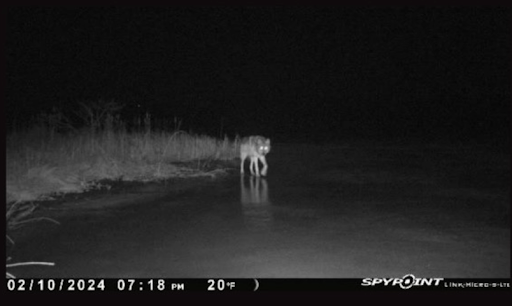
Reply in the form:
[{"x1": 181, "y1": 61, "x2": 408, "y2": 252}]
[{"x1": 240, "y1": 176, "x2": 272, "y2": 231}]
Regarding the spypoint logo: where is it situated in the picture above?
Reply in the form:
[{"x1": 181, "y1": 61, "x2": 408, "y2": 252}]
[{"x1": 361, "y1": 274, "x2": 444, "y2": 290}]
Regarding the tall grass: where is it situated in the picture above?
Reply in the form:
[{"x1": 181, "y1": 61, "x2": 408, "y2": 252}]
[
  {"x1": 6, "y1": 103, "x2": 241, "y2": 277},
  {"x1": 6, "y1": 107, "x2": 240, "y2": 205}
]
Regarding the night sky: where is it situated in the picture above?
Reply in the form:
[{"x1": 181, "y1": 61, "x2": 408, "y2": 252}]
[{"x1": 6, "y1": 7, "x2": 510, "y2": 143}]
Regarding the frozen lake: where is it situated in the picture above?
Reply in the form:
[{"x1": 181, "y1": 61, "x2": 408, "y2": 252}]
[{"x1": 7, "y1": 143, "x2": 510, "y2": 278}]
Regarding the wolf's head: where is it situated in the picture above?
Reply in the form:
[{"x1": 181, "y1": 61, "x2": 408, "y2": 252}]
[{"x1": 257, "y1": 138, "x2": 271, "y2": 155}]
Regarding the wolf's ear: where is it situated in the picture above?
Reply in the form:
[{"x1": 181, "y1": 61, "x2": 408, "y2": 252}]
[{"x1": 266, "y1": 139, "x2": 271, "y2": 145}]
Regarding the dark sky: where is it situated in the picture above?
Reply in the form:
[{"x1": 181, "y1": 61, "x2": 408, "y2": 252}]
[{"x1": 6, "y1": 7, "x2": 510, "y2": 142}]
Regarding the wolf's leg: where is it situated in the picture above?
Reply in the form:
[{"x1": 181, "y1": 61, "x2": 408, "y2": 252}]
[
  {"x1": 240, "y1": 154, "x2": 246, "y2": 174},
  {"x1": 250, "y1": 157, "x2": 260, "y2": 176},
  {"x1": 259, "y1": 156, "x2": 268, "y2": 176}
]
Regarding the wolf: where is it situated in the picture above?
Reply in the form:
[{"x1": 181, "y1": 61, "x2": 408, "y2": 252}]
[{"x1": 240, "y1": 136, "x2": 271, "y2": 176}]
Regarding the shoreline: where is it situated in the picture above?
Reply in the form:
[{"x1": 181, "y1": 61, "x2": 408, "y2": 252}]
[{"x1": 7, "y1": 158, "x2": 239, "y2": 206}]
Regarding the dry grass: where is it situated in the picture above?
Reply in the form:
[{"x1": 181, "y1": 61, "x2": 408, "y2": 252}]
[
  {"x1": 5, "y1": 105, "x2": 241, "y2": 277},
  {"x1": 6, "y1": 261, "x2": 55, "y2": 279},
  {"x1": 6, "y1": 201, "x2": 59, "y2": 278},
  {"x1": 6, "y1": 117, "x2": 239, "y2": 205},
  {"x1": 5, "y1": 107, "x2": 241, "y2": 252}
]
